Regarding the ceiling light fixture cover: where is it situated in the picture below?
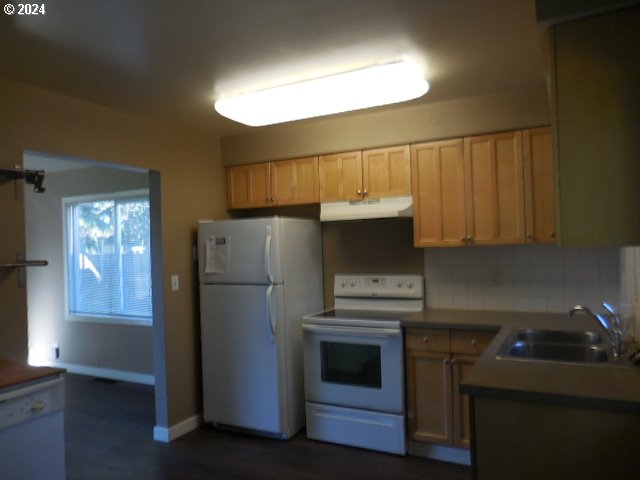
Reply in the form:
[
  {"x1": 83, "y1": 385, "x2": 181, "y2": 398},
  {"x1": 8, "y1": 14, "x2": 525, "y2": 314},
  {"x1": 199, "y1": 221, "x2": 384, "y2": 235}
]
[{"x1": 214, "y1": 60, "x2": 429, "y2": 127}]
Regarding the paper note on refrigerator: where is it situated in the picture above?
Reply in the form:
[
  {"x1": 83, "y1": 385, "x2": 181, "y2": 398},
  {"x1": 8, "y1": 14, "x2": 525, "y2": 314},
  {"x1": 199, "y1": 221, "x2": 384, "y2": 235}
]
[{"x1": 205, "y1": 236, "x2": 230, "y2": 274}]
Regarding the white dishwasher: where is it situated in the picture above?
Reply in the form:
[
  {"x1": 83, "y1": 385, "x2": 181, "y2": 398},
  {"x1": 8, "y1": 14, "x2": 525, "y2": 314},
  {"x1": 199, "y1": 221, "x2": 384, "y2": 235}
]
[{"x1": 0, "y1": 376, "x2": 65, "y2": 480}]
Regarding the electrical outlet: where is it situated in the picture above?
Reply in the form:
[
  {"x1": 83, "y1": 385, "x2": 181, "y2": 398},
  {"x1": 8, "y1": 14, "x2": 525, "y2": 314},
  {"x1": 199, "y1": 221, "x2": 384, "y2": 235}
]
[
  {"x1": 171, "y1": 275, "x2": 179, "y2": 291},
  {"x1": 52, "y1": 343, "x2": 60, "y2": 360}
]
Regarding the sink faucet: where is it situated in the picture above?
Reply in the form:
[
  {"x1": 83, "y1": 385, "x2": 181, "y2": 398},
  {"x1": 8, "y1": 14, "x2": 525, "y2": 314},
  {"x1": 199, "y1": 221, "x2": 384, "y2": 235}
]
[{"x1": 569, "y1": 303, "x2": 624, "y2": 358}]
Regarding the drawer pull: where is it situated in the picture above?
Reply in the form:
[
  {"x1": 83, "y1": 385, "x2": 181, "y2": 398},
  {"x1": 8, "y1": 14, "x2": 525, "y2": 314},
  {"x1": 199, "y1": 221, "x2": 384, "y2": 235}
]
[
  {"x1": 471, "y1": 339, "x2": 479, "y2": 347},
  {"x1": 422, "y1": 336, "x2": 430, "y2": 343}
]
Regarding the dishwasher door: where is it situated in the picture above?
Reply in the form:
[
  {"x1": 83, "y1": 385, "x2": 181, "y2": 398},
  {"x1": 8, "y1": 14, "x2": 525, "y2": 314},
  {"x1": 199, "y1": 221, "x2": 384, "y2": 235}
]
[{"x1": 0, "y1": 376, "x2": 65, "y2": 480}]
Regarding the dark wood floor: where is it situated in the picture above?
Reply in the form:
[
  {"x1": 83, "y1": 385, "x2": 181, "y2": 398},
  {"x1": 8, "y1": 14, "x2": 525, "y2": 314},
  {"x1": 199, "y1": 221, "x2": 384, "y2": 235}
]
[{"x1": 65, "y1": 374, "x2": 472, "y2": 480}]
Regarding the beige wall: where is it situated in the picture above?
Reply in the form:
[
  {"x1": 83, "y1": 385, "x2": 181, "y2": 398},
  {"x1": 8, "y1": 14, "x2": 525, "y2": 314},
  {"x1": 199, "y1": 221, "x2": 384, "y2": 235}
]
[
  {"x1": 220, "y1": 87, "x2": 550, "y2": 166},
  {"x1": 0, "y1": 77, "x2": 227, "y2": 429},
  {"x1": 0, "y1": 146, "x2": 29, "y2": 362},
  {"x1": 321, "y1": 219, "x2": 424, "y2": 307}
]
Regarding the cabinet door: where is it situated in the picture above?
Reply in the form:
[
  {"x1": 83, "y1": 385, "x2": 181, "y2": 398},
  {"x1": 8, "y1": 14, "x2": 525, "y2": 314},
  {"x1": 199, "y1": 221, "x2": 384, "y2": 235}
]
[
  {"x1": 411, "y1": 140, "x2": 466, "y2": 247},
  {"x1": 271, "y1": 156, "x2": 319, "y2": 206},
  {"x1": 405, "y1": 349, "x2": 453, "y2": 445},
  {"x1": 362, "y1": 145, "x2": 411, "y2": 199},
  {"x1": 227, "y1": 163, "x2": 271, "y2": 209},
  {"x1": 451, "y1": 353, "x2": 478, "y2": 449},
  {"x1": 464, "y1": 131, "x2": 526, "y2": 245},
  {"x1": 523, "y1": 127, "x2": 556, "y2": 244},
  {"x1": 292, "y1": 156, "x2": 320, "y2": 204},
  {"x1": 318, "y1": 151, "x2": 362, "y2": 201},
  {"x1": 553, "y1": 9, "x2": 640, "y2": 247}
]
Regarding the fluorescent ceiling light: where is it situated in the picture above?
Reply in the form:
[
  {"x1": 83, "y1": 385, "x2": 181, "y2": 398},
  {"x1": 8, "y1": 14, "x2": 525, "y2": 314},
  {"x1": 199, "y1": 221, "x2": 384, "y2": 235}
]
[{"x1": 214, "y1": 60, "x2": 429, "y2": 127}]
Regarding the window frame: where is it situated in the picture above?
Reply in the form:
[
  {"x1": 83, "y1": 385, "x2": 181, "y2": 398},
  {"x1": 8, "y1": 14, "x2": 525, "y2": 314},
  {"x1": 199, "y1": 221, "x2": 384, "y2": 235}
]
[{"x1": 62, "y1": 189, "x2": 152, "y2": 327}]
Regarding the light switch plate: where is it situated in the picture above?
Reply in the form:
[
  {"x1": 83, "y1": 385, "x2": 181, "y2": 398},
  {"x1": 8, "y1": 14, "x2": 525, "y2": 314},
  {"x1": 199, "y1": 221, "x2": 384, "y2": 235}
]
[{"x1": 171, "y1": 275, "x2": 179, "y2": 291}]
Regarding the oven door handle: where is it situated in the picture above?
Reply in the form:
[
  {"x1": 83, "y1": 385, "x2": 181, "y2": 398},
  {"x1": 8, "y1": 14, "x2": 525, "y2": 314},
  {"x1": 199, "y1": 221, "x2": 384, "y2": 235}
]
[{"x1": 302, "y1": 324, "x2": 401, "y2": 337}]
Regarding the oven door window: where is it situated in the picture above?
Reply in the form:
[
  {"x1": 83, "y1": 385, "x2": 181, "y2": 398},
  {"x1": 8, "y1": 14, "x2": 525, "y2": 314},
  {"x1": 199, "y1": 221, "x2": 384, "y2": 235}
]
[{"x1": 320, "y1": 341, "x2": 381, "y2": 388}]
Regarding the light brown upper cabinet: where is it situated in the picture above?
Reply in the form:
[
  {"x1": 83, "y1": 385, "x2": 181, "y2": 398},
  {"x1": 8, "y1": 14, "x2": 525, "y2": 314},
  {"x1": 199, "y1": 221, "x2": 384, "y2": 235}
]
[
  {"x1": 523, "y1": 127, "x2": 556, "y2": 243},
  {"x1": 464, "y1": 131, "x2": 526, "y2": 246},
  {"x1": 362, "y1": 145, "x2": 411, "y2": 198},
  {"x1": 227, "y1": 162, "x2": 271, "y2": 209},
  {"x1": 227, "y1": 156, "x2": 319, "y2": 209},
  {"x1": 270, "y1": 156, "x2": 319, "y2": 206},
  {"x1": 319, "y1": 146, "x2": 411, "y2": 202},
  {"x1": 411, "y1": 139, "x2": 466, "y2": 247},
  {"x1": 318, "y1": 151, "x2": 363, "y2": 201},
  {"x1": 412, "y1": 131, "x2": 529, "y2": 247}
]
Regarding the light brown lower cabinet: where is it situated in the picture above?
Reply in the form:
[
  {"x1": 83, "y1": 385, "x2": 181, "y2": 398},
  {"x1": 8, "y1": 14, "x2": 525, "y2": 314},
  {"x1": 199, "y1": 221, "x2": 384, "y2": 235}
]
[{"x1": 405, "y1": 328, "x2": 495, "y2": 450}]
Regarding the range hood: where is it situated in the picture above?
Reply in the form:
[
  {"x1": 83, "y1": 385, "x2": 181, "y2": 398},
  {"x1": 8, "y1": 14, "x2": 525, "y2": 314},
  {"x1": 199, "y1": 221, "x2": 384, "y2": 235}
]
[{"x1": 320, "y1": 195, "x2": 413, "y2": 222}]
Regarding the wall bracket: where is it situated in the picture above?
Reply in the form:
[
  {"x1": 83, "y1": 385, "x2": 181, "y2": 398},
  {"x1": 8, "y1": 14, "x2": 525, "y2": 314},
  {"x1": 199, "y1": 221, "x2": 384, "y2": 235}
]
[{"x1": 0, "y1": 167, "x2": 46, "y2": 193}]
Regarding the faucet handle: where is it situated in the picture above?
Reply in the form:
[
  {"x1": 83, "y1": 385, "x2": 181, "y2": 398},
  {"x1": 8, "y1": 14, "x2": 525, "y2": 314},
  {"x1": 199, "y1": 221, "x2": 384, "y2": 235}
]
[
  {"x1": 595, "y1": 313, "x2": 610, "y2": 330},
  {"x1": 602, "y1": 302, "x2": 623, "y2": 329},
  {"x1": 602, "y1": 302, "x2": 616, "y2": 315}
]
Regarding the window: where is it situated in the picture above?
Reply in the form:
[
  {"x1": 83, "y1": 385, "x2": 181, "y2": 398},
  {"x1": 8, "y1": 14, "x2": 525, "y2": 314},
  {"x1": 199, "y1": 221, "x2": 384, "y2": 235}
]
[{"x1": 64, "y1": 190, "x2": 152, "y2": 324}]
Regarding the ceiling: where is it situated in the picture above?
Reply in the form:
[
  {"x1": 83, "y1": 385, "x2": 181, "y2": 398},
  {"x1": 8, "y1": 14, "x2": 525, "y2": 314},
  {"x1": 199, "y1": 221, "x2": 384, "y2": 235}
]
[{"x1": 0, "y1": 0, "x2": 546, "y2": 138}]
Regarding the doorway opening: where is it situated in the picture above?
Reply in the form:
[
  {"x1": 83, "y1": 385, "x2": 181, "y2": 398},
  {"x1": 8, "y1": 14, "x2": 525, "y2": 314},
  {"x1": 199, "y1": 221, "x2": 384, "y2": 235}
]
[{"x1": 23, "y1": 150, "x2": 166, "y2": 437}]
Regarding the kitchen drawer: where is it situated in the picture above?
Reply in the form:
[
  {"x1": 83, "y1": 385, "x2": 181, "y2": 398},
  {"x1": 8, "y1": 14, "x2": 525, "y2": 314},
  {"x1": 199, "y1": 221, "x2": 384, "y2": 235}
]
[
  {"x1": 406, "y1": 328, "x2": 451, "y2": 353},
  {"x1": 450, "y1": 330, "x2": 495, "y2": 355}
]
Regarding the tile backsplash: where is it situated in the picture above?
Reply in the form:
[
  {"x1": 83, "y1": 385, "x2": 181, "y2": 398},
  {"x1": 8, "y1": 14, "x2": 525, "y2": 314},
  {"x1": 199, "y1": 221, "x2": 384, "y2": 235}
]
[{"x1": 424, "y1": 245, "x2": 620, "y2": 314}]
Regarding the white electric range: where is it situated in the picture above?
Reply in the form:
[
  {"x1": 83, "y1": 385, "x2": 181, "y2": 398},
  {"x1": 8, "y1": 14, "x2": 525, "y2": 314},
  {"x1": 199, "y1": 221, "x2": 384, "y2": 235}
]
[{"x1": 302, "y1": 274, "x2": 424, "y2": 455}]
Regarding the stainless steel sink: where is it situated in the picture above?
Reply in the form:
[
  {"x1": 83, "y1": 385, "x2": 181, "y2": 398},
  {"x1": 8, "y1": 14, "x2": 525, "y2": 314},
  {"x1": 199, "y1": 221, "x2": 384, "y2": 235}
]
[
  {"x1": 514, "y1": 328, "x2": 603, "y2": 346},
  {"x1": 496, "y1": 327, "x2": 611, "y2": 364},
  {"x1": 505, "y1": 341, "x2": 609, "y2": 363}
]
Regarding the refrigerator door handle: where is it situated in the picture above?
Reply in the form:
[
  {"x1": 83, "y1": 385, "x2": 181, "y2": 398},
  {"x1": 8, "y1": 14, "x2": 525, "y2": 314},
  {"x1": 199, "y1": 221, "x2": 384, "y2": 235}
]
[
  {"x1": 264, "y1": 225, "x2": 273, "y2": 284},
  {"x1": 266, "y1": 285, "x2": 275, "y2": 341}
]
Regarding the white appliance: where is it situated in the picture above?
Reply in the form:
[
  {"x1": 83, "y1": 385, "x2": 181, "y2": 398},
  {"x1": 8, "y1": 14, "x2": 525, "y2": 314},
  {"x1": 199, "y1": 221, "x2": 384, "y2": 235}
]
[
  {"x1": 320, "y1": 195, "x2": 413, "y2": 222},
  {"x1": 303, "y1": 274, "x2": 424, "y2": 455},
  {"x1": 0, "y1": 376, "x2": 65, "y2": 480},
  {"x1": 198, "y1": 217, "x2": 323, "y2": 439}
]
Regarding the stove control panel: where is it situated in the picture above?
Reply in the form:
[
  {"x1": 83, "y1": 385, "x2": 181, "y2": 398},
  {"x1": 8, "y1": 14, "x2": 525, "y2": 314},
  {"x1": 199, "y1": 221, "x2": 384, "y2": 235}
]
[{"x1": 334, "y1": 274, "x2": 423, "y2": 299}]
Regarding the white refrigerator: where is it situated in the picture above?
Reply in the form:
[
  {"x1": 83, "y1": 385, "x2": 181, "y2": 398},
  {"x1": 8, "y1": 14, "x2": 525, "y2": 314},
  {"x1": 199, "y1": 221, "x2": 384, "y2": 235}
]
[{"x1": 197, "y1": 217, "x2": 323, "y2": 439}]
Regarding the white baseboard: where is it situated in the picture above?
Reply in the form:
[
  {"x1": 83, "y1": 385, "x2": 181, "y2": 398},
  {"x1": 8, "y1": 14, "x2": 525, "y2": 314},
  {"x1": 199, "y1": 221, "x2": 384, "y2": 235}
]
[
  {"x1": 154, "y1": 414, "x2": 202, "y2": 443},
  {"x1": 48, "y1": 361, "x2": 155, "y2": 386}
]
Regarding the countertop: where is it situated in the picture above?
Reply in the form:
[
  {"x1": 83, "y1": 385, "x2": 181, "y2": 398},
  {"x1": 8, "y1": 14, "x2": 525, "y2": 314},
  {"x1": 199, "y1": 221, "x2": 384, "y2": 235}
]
[
  {"x1": 402, "y1": 309, "x2": 640, "y2": 412},
  {"x1": 0, "y1": 359, "x2": 65, "y2": 391}
]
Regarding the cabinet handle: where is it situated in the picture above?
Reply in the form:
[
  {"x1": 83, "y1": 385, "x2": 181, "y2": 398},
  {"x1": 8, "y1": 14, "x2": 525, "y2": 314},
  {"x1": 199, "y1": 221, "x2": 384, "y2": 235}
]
[
  {"x1": 363, "y1": 188, "x2": 368, "y2": 197},
  {"x1": 422, "y1": 336, "x2": 430, "y2": 343},
  {"x1": 357, "y1": 189, "x2": 362, "y2": 195},
  {"x1": 451, "y1": 358, "x2": 457, "y2": 365},
  {"x1": 443, "y1": 358, "x2": 449, "y2": 365},
  {"x1": 550, "y1": 232, "x2": 556, "y2": 239},
  {"x1": 460, "y1": 236, "x2": 466, "y2": 243},
  {"x1": 471, "y1": 339, "x2": 479, "y2": 347},
  {"x1": 466, "y1": 235, "x2": 473, "y2": 242},
  {"x1": 526, "y1": 233, "x2": 533, "y2": 240}
]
